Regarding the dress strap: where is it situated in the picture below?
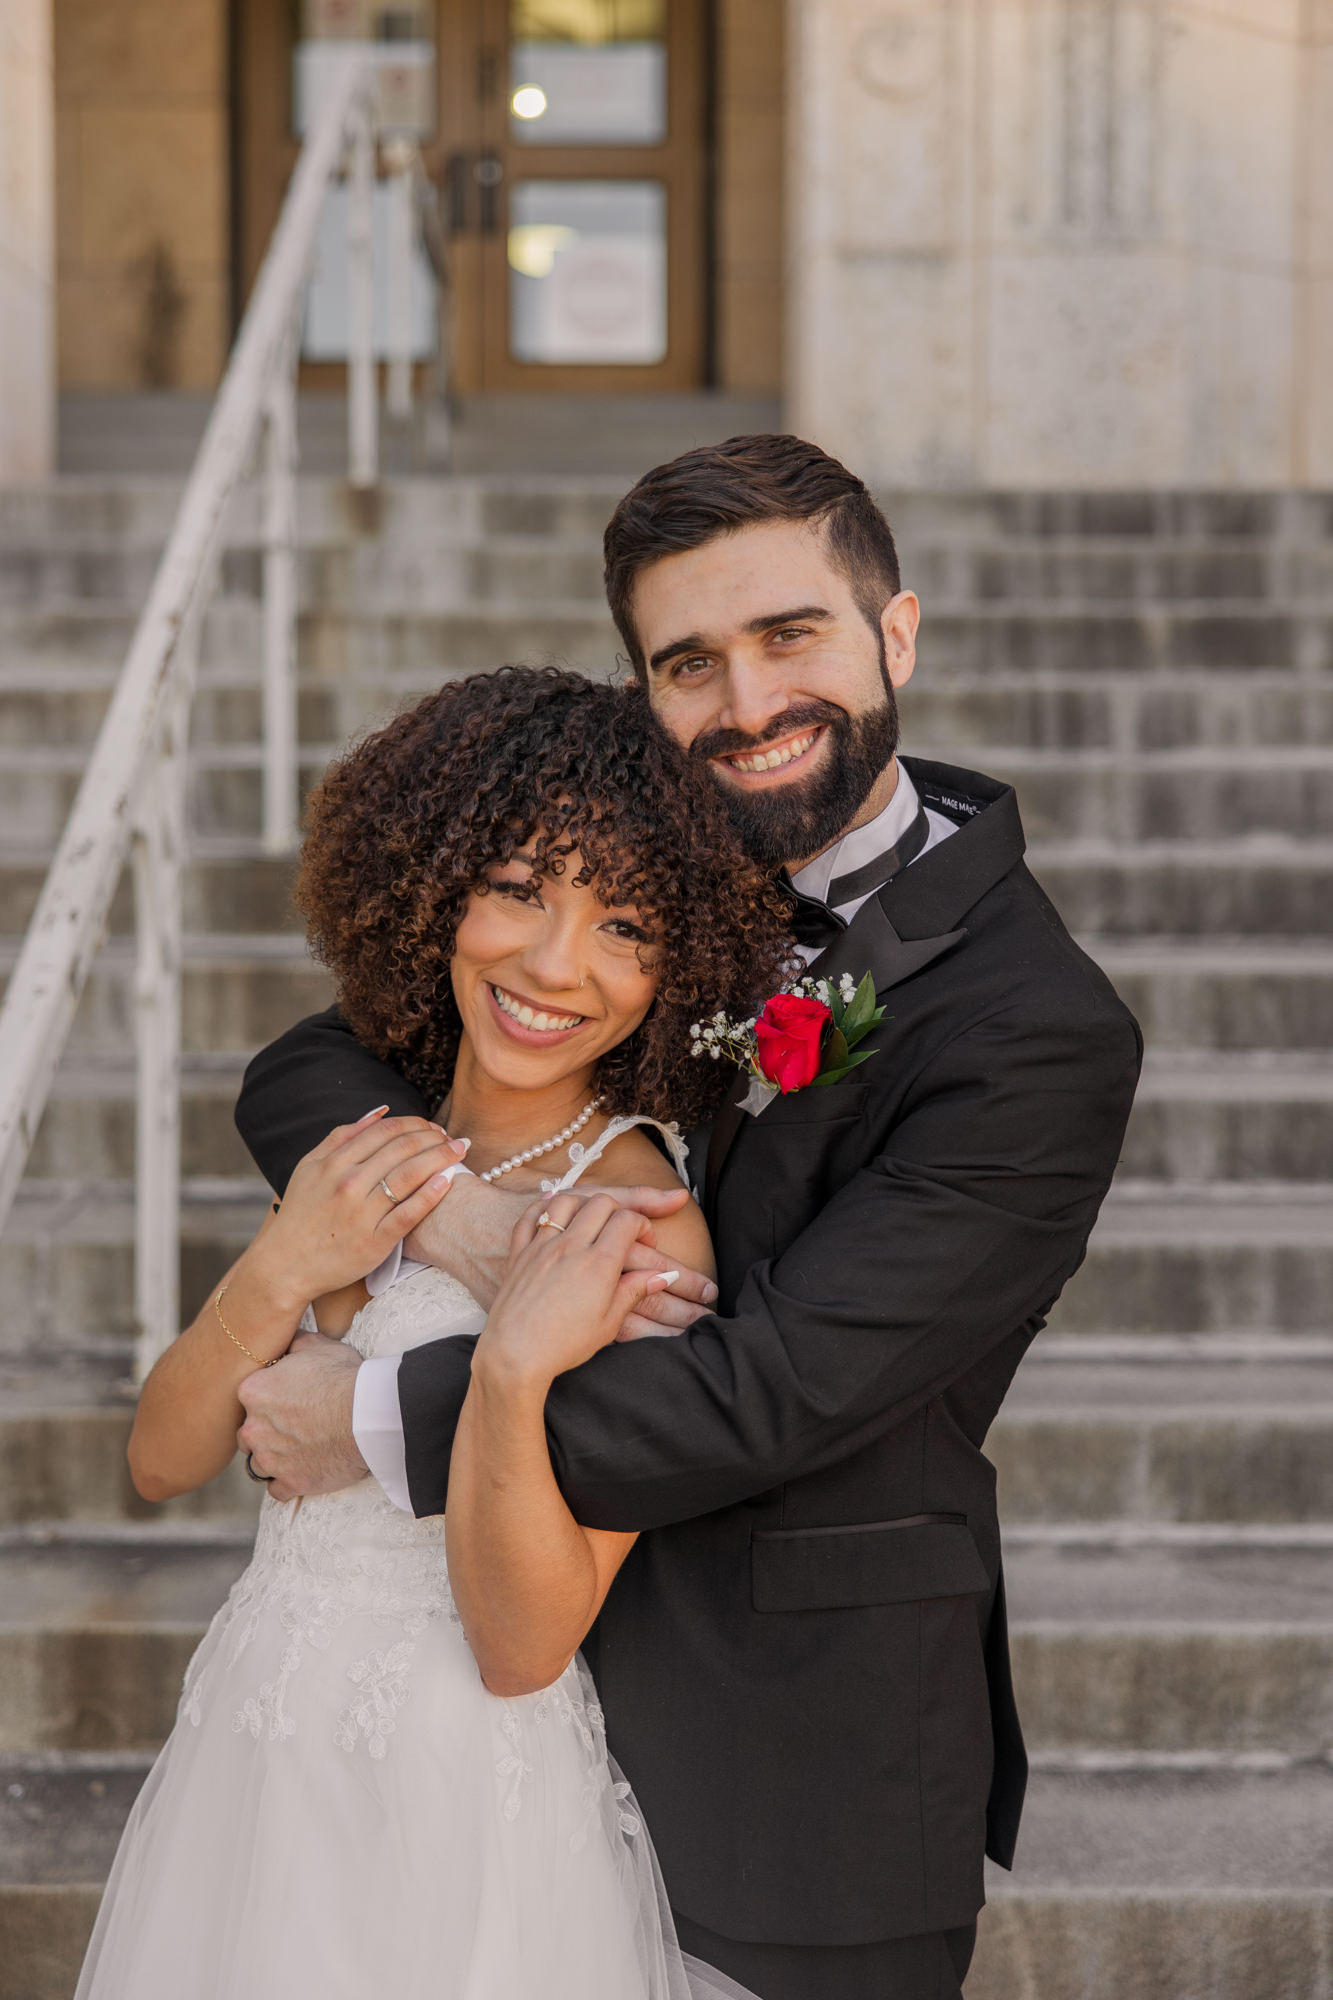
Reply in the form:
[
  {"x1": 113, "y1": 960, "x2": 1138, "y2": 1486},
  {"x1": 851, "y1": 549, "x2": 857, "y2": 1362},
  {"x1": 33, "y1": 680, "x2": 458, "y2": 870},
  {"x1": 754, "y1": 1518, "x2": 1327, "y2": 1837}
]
[{"x1": 544, "y1": 1114, "x2": 691, "y2": 1194}]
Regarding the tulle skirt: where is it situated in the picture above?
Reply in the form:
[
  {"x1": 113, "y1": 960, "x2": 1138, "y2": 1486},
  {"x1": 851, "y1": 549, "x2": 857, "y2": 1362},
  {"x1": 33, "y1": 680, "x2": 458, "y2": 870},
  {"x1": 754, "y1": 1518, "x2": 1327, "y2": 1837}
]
[{"x1": 73, "y1": 1539, "x2": 754, "y2": 2000}]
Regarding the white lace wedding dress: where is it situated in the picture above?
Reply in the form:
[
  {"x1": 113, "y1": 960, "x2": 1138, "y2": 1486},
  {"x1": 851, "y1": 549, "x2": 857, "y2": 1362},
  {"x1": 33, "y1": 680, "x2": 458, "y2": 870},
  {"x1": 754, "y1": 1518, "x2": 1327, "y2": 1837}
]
[{"x1": 74, "y1": 1119, "x2": 756, "y2": 2000}]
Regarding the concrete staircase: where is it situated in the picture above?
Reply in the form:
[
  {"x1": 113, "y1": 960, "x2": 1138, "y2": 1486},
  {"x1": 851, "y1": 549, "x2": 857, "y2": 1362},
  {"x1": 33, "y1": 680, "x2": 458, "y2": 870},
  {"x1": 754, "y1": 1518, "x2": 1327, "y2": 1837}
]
[{"x1": 1, "y1": 478, "x2": 1330, "y2": 1999}]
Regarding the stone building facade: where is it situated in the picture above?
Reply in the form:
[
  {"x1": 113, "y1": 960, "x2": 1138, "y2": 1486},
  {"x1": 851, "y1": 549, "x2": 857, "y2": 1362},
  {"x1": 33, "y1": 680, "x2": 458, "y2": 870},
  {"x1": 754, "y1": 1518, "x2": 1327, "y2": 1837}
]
[{"x1": 0, "y1": 2, "x2": 1329, "y2": 484}]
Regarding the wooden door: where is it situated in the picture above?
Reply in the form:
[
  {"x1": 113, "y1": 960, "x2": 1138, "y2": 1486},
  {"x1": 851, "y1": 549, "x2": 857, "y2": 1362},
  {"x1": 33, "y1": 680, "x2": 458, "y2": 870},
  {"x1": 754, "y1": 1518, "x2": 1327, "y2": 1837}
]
[
  {"x1": 233, "y1": 0, "x2": 707, "y2": 391},
  {"x1": 441, "y1": 0, "x2": 706, "y2": 391}
]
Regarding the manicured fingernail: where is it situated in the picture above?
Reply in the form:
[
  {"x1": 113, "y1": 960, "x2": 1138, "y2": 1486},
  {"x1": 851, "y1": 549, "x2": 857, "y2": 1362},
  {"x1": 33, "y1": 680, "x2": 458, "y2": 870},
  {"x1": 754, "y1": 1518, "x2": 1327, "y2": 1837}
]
[
  {"x1": 702, "y1": 1281, "x2": 718, "y2": 1302},
  {"x1": 657, "y1": 1270, "x2": 680, "y2": 1286},
  {"x1": 428, "y1": 1168, "x2": 455, "y2": 1188},
  {"x1": 451, "y1": 1136, "x2": 471, "y2": 1156},
  {"x1": 356, "y1": 1104, "x2": 390, "y2": 1125}
]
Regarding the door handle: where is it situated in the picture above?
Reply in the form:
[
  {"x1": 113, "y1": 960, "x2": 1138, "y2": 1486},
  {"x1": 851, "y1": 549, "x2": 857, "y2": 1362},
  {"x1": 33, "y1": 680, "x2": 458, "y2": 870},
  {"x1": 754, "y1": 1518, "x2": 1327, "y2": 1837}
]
[
  {"x1": 444, "y1": 151, "x2": 471, "y2": 232},
  {"x1": 473, "y1": 153, "x2": 504, "y2": 234}
]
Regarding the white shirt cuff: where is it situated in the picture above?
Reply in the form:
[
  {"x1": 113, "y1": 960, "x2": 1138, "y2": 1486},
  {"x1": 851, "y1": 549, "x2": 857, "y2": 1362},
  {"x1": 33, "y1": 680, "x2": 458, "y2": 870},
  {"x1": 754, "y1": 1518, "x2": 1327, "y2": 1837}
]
[{"x1": 352, "y1": 1354, "x2": 412, "y2": 1512}]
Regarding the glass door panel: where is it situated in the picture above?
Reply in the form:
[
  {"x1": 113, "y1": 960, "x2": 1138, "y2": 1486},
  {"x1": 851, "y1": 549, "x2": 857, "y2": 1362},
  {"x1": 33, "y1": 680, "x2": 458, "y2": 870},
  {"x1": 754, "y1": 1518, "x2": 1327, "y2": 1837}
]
[{"x1": 509, "y1": 0, "x2": 667, "y2": 147}]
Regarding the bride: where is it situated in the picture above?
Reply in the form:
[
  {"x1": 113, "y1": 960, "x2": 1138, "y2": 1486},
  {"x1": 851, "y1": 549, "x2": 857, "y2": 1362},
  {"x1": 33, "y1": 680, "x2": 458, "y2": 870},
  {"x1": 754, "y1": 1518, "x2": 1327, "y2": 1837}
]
[{"x1": 74, "y1": 667, "x2": 792, "y2": 2000}]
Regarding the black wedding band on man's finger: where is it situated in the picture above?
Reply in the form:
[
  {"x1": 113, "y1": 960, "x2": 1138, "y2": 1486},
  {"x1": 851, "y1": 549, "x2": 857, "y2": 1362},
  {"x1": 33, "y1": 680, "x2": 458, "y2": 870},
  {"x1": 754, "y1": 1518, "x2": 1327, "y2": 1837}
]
[{"x1": 245, "y1": 1451, "x2": 275, "y2": 1484}]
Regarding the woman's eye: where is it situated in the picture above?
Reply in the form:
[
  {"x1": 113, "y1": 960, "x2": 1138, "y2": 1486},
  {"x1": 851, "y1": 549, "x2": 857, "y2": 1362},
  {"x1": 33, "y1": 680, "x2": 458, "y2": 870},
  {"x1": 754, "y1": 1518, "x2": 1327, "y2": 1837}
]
[
  {"x1": 604, "y1": 918, "x2": 651, "y2": 943},
  {"x1": 489, "y1": 876, "x2": 539, "y2": 901}
]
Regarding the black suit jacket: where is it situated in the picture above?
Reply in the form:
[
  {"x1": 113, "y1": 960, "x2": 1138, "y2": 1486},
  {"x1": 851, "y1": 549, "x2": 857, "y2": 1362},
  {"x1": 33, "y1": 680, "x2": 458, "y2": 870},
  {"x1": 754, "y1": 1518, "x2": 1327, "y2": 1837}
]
[{"x1": 235, "y1": 757, "x2": 1141, "y2": 1948}]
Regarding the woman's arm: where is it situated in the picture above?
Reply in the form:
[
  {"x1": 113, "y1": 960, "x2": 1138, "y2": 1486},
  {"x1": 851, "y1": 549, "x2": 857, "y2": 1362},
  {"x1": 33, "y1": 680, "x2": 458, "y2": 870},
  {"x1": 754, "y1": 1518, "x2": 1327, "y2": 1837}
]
[
  {"x1": 128, "y1": 1109, "x2": 463, "y2": 1502},
  {"x1": 445, "y1": 1191, "x2": 707, "y2": 1697}
]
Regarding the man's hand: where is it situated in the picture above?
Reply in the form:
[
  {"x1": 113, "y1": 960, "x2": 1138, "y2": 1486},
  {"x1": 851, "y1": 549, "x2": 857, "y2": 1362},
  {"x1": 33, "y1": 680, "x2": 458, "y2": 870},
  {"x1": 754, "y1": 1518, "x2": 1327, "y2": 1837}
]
[
  {"x1": 404, "y1": 1173, "x2": 717, "y2": 1326},
  {"x1": 237, "y1": 1330, "x2": 367, "y2": 1502}
]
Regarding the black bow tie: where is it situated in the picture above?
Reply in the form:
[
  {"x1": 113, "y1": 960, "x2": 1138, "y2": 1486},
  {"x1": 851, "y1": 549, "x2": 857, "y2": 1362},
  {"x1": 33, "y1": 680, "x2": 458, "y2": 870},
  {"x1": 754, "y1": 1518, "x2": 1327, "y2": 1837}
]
[{"x1": 782, "y1": 803, "x2": 930, "y2": 951}]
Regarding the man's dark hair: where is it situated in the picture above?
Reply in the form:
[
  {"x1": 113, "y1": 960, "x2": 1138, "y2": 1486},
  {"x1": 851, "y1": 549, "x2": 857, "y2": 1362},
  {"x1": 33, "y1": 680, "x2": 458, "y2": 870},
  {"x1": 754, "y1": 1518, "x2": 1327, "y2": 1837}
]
[{"x1": 603, "y1": 433, "x2": 902, "y2": 676}]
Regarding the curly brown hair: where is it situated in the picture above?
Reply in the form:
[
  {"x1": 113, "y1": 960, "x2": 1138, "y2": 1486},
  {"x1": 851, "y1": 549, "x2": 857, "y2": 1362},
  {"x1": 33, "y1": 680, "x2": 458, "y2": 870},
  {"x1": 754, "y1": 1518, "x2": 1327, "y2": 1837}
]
[{"x1": 296, "y1": 667, "x2": 795, "y2": 1126}]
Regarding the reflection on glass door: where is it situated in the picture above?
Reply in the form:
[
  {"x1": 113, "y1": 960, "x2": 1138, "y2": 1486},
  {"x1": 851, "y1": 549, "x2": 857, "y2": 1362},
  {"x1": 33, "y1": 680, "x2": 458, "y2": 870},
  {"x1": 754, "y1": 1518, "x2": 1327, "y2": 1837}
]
[
  {"x1": 445, "y1": 0, "x2": 704, "y2": 391},
  {"x1": 509, "y1": 0, "x2": 666, "y2": 146}
]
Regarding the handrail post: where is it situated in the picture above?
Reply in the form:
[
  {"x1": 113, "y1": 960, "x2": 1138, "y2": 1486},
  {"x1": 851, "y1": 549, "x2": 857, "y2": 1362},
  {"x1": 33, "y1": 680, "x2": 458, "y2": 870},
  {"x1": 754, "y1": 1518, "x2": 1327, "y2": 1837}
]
[
  {"x1": 385, "y1": 140, "x2": 414, "y2": 422},
  {"x1": 347, "y1": 101, "x2": 378, "y2": 489},
  {"x1": 262, "y1": 334, "x2": 299, "y2": 854},
  {"x1": 131, "y1": 658, "x2": 190, "y2": 1381}
]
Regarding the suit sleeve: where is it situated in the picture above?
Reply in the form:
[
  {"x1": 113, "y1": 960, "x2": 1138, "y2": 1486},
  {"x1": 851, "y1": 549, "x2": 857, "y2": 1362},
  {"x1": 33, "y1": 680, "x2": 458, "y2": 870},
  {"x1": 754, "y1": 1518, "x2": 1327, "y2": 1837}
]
[
  {"x1": 397, "y1": 1000, "x2": 1141, "y2": 1526},
  {"x1": 234, "y1": 1005, "x2": 432, "y2": 1195}
]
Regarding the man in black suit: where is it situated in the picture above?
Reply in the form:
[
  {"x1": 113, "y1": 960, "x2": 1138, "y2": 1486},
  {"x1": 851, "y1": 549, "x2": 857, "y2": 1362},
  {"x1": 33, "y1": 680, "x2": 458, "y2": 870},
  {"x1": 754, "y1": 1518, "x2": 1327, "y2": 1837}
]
[{"x1": 235, "y1": 437, "x2": 1141, "y2": 2000}]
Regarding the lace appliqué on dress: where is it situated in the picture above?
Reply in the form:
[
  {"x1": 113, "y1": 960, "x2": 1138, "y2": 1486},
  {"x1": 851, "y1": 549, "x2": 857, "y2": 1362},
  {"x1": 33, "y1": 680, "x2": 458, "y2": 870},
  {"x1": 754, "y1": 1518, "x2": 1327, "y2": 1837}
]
[{"x1": 182, "y1": 1268, "x2": 477, "y2": 1758}]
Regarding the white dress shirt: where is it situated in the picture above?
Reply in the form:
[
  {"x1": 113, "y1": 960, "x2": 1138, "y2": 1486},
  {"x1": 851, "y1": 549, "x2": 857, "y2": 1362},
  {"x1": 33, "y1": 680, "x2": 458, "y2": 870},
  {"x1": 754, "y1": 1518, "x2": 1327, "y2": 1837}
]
[{"x1": 352, "y1": 759, "x2": 960, "y2": 1513}]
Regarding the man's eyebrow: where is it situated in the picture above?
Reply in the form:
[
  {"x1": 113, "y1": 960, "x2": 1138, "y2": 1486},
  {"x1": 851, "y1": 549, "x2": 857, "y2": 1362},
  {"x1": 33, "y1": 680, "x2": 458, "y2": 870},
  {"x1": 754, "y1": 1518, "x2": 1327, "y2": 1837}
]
[
  {"x1": 744, "y1": 604, "x2": 834, "y2": 635},
  {"x1": 647, "y1": 606, "x2": 834, "y2": 675}
]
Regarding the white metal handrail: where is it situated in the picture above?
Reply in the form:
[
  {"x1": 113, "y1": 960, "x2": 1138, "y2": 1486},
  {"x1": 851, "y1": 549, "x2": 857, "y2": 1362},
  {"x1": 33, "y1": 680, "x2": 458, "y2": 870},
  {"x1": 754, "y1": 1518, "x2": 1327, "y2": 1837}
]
[{"x1": 0, "y1": 54, "x2": 386, "y2": 1379}]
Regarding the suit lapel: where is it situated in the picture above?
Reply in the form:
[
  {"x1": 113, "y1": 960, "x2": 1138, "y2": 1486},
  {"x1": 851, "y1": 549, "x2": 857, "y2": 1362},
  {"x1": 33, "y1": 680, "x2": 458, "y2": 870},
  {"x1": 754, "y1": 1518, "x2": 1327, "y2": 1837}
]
[{"x1": 703, "y1": 760, "x2": 1028, "y2": 1219}]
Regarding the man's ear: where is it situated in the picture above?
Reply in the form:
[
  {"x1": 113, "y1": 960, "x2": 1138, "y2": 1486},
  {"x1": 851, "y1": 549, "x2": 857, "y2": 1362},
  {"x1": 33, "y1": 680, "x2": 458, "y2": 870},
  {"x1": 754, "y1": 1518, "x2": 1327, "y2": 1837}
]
[{"x1": 881, "y1": 590, "x2": 919, "y2": 690}]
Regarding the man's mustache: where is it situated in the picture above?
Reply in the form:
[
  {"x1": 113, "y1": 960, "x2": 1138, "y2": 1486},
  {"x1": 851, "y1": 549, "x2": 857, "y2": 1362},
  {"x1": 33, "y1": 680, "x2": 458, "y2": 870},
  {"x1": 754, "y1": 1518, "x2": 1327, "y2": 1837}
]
[{"x1": 690, "y1": 702, "x2": 847, "y2": 767}]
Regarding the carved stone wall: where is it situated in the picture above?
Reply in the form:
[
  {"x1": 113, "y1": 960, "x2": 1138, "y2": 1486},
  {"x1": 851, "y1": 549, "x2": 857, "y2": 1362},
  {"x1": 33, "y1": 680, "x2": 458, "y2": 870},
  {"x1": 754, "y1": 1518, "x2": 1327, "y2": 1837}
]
[
  {"x1": 0, "y1": 0, "x2": 55, "y2": 479},
  {"x1": 789, "y1": 0, "x2": 1331, "y2": 487}
]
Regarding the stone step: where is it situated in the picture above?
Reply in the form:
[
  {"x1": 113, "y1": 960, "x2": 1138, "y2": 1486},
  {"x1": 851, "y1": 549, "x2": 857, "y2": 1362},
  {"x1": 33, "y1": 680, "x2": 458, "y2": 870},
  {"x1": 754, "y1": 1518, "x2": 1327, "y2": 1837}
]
[
  {"x1": 10, "y1": 743, "x2": 1333, "y2": 850},
  {"x1": 0, "y1": 1366, "x2": 262, "y2": 1526},
  {"x1": 15, "y1": 1048, "x2": 1332, "y2": 1186},
  {"x1": 1028, "y1": 841, "x2": 1333, "y2": 937},
  {"x1": 4, "y1": 836, "x2": 1331, "y2": 940},
  {"x1": 2, "y1": 1755, "x2": 1329, "y2": 2000},
  {"x1": 0, "y1": 1181, "x2": 265, "y2": 1359},
  {"x1": 0, "y1": 1524, "x2": 1327, "y2": 1753},
  {"x1": 0, "y1": 933, "x2": 331, "y2": 1056},
  {"x1": 993, "y1": 1348, "x2": 1333, "y2": 1523},
  {"x1": 1087, "y1": 939, "x2": 1333, "y2": 1052},
  {"x1": 0, "y1": 597, "x2": 618, "y2": 689},
  {"x1": 2, "y1": 1350, "x2": 1326, "y2": 1532},
  {"x1": 4, "y1": 1179, "x2": 1332, "y2": 1357},
  {"x1": 972, "y1": 1763, "x2": 1333, "y2": 2000},
  {"x1": 1048, "y1": 1184, "x2": 1333, "y2": 1336},
  {"x1": 1121, "y1": 1053, "x2": 1333, "y2": 1180},
  {"x1": 1002, "y1": 1527, "x2": 1333, "y2": 1753},
  {"x1": 3, "y1": 939, "x2": 1331, "y2": 1078},
  {"x1": 0, "y1": 1528, "x2": 251, "y2": 1751},
  {"x1": 906, "y1": 669, "x2": 1333, "y2": 753},
  {"x1": 0, "y1": 844, "x2": 301, "y2": 936},
  {"x1": 5, "y1": 469, "x2": 1331, "y2": 550},
  {"x1": 910, "y1": 606, "x2": 1333, "y2": 675}
]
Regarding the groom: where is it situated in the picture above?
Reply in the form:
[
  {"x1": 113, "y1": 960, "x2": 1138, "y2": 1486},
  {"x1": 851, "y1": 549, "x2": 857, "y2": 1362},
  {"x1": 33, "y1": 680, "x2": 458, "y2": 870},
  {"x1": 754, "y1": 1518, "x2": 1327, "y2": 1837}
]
[{"x1": 234, "y1": 436, "x2": 1140, "y2": 1999}]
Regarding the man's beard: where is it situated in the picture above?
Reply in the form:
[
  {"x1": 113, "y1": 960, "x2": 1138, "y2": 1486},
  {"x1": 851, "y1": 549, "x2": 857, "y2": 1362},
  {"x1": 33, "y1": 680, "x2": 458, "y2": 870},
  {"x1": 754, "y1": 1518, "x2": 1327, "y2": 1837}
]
[{"x1": 691, "y1": 667, "x2": 900, "y2": 869}]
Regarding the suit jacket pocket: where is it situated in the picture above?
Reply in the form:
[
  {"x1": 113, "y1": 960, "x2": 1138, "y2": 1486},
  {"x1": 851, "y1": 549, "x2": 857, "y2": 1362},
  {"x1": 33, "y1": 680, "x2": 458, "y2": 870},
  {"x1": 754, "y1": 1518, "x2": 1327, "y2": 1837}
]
[{"x1": 751, "y1": 1514, "x2": 989, "y2": 1613}]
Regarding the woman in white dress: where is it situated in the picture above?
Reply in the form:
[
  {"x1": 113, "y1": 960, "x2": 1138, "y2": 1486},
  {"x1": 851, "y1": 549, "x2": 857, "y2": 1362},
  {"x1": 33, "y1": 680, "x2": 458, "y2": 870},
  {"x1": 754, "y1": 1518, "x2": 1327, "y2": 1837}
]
[{"x1": 73, "y1": 668, "x2": 792, "y2": 2000}]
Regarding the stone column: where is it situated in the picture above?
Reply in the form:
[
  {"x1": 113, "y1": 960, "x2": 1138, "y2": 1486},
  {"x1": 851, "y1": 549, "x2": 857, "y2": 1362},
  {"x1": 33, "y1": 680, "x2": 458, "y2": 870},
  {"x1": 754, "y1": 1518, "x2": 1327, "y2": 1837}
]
[
  {"x1": 788, "y1": 0, "x2": 1320, "y2": 488},
  {"x1": 0, "y1": 0, "x2": 56, "y2": 482}
]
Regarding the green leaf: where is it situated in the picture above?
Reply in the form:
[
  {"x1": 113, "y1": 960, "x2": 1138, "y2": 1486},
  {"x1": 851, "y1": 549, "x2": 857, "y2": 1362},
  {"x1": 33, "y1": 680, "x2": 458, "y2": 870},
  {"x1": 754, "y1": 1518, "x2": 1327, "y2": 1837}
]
[
  {"x1": 811, "y1": 1049, "x2": 877, "y2": 1086},
  {"x1": 842, "y1": 973, "x2": 879, "y2": 1039},
  {"x1": 825, "y1": 1026, "x2": 850, "y2": 1069}
]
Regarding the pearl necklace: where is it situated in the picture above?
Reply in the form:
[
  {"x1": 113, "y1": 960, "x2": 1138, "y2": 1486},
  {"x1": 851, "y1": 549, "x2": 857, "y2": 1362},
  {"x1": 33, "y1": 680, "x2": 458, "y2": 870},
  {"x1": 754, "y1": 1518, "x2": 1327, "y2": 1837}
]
[{"x1": 478, "y1": 1096, "x2": 603, "y2": 1183}]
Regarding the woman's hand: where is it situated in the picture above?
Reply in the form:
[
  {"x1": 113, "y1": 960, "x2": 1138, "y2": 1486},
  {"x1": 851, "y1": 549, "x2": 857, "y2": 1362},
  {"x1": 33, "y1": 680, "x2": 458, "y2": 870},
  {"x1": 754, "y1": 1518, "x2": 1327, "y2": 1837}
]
[
  {"x1": 476, "y1": 1191, "x2": 679, "y2": 1388},
  {"x1": 247, "y1": 1107, "x2": 467, "y2": 1310}
]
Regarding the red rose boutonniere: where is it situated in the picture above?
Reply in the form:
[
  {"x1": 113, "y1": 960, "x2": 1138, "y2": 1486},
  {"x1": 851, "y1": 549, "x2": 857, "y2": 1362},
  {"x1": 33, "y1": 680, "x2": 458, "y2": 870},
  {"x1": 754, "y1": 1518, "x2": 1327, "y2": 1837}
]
[{"x1": 692, "y1": 973, "x2": 888, "y2": 1115}]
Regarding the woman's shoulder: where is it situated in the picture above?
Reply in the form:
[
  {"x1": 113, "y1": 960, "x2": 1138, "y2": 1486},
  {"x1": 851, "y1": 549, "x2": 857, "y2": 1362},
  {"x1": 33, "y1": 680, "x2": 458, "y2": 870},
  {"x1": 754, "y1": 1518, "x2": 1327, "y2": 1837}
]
[
  {"x1": 587, "y1": 1120, "x2": 715, "y2": 1281},
  {"x1": 589, "y1": 1119, "x2": 689, "y2": 1190}
]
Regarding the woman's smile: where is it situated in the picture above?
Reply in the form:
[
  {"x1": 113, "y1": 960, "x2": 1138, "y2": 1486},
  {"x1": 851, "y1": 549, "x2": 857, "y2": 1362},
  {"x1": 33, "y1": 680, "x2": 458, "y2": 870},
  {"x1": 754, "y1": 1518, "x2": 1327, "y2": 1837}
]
[{"x1": 486, "y1": 980, "x2": 590, "y2": 1044}]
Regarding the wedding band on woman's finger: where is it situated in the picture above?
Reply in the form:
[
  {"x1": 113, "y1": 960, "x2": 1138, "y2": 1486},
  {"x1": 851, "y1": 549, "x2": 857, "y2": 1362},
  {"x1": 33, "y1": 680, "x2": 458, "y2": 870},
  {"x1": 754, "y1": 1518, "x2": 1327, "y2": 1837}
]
[
  {"x1": 378, "y1": 1178, "x2": 394, "y2": 1202},
  {"x1": 536, "y1": 1212, "x2": 567, "y2": 1233}
]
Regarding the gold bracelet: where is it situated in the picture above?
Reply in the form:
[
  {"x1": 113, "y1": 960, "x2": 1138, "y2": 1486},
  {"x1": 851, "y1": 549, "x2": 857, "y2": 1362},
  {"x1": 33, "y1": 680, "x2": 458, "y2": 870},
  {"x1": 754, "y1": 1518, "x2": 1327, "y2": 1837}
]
[{"x1": 214, "y1": 1283, "x2": 280, "y2": 1368}]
